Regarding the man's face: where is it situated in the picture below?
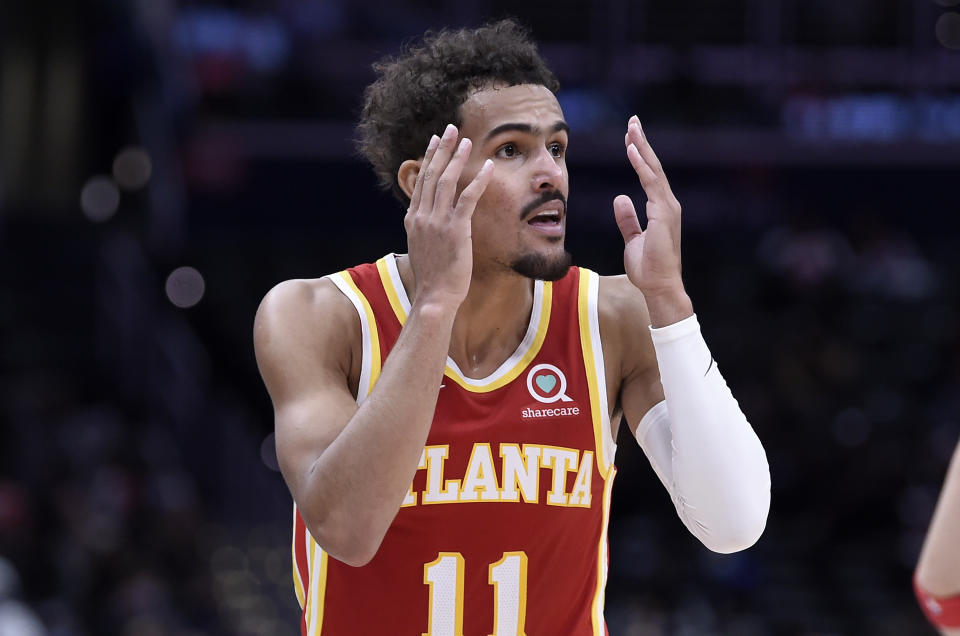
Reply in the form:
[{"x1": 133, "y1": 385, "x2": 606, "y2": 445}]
[{"x1": 455, "y1": 83, "x2": 572, "y2": 281}]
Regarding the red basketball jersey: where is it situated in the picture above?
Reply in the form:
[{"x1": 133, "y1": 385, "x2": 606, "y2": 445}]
[{"x1": 291, "y1": 254, "x2": 617, "y2": 635}]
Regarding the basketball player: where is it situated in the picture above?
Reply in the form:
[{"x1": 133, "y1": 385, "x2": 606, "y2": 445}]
[
  {"x1": 254, "y1": 20, "x2": 771, "y2": 635},
  {"x1": 915, "y1": 438, "x2": 960, "y2": 635}
]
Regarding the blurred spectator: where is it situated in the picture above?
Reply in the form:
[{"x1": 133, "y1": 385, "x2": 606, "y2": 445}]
[{"x1": 2, "y1": 0, "x2": 957, "y2": 633}]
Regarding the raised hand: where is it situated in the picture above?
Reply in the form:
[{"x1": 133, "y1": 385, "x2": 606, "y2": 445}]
[
  {"x1": 405, "y1": 123, "x2": 494, "y2": 311},
  {"x1": 613, "y1": 116, "x2": 692, "y2": 325}
]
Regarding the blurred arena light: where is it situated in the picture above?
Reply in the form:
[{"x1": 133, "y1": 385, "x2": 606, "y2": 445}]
[
  {"x1": 0, "y1": 558, "x2": 45, "y2": 636},
  {"x1": 936, "y1": 12, "x2": 960, "y2": 48},
  {"x1": 80, "y1": 176, "x2": 120, "y2": 222},
  {"x1": 112, "y1": 146, "x2": 153, "y2": 191},
  {"x1": 0, "y1": 602, "x2": 46, "y2": 636},
  {"x1": 164, "y1": 266, "x2": 206, "y2": 308},
  {"x1": 172, "y1": 7, "x2": 290, "y2": 94},
  {"x1": 783, "y1": 95, "x2": 960, "y2": 142}
]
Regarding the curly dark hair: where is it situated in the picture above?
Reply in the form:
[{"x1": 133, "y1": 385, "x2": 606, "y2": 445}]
[{"x1": 356, "y1": 19, "x2": 560, "y2": 204}]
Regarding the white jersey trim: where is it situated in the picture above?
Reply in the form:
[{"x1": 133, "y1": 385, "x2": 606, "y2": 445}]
[
  {"x1": 586, "y1": 270, "x2": 617, "y2": 472},
  {"x1": 328, "y1": 272, "x2": 374, "y2": 403}
]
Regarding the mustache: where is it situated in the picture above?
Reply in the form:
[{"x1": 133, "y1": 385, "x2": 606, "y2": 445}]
[{"x1": 520, "y1": 191, "x2": 567, "y2": 221}]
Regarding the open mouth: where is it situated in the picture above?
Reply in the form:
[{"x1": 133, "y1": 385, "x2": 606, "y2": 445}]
[{"x1": 528, "y1": 210, "x2": 562, "y2": 227}]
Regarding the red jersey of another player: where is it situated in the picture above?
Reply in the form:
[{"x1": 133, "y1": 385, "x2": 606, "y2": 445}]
[
  {"x1": 291, "y1": 253, "x2": 618, "y2": 635},
  {"x1": 915, "y1": 575, "x2": 960, "y2": 631}
]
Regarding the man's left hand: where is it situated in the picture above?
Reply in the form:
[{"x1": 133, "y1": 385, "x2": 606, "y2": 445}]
[{"x1": 613, "y1": 115, "x2": 693, "y2": 327}]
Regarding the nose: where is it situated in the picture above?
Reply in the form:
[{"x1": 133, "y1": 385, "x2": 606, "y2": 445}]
[{"x1": 530, "y1": 146, "x2": 564, "y2": 192}]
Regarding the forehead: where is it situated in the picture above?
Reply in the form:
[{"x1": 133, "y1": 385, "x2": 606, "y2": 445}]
[{"x1": 459, "y1": 84, "x2": 565, "y2": 138}]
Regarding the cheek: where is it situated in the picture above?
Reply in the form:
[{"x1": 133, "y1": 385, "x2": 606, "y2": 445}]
[
  {"x1": 469, "y1": 173, "x2": 532, "y2": 240},
  {"x1": 481, "y1": 173, "x2": 526, "y2": 209},
  {"x1": 470, "y1": 185, "x2": 520, "y2": 244},
  {"x1": 470, "y1": 178, "x2": 511, "y2": 222}
]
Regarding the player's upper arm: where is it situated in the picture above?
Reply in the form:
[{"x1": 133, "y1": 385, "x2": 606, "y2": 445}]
[
  {"x1": 598, "y1": 275, "x2": 664, "y2": 435},
  {"x1": 253, "y1": 277, "x2": 361, "y2": 511}
]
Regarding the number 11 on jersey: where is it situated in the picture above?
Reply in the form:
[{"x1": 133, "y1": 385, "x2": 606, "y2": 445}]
[{"x1": 423, "y1": 551, "x2": 529, "y2": 636}]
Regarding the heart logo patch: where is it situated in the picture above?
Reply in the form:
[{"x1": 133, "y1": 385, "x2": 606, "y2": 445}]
[
  {"x1": 535, "y1": 374, "x2": 557, "y2": 392},
  {"x1": 526, "y1": 364, "x2": 573, "y2": 403}
]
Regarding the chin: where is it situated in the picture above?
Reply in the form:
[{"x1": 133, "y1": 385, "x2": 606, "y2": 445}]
[{"x1": 510, "y1": 249, "x2": 573, "y2": 281}]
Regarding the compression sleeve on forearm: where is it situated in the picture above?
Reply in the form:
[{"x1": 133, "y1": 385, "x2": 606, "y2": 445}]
[{"x1": 634, "y1": 314, "x2": 771, "y2": 553}]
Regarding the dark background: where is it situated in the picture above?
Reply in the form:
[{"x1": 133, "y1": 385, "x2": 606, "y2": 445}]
[{"x1": 1, "y1": 0, "x2": 959, "y2": 634}]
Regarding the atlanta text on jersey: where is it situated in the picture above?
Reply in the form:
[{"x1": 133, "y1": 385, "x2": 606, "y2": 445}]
[{"x1": 401, "y1": 442, "x2": 595, "y2": 508}]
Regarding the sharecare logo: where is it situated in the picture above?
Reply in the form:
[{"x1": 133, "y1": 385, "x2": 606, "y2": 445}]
[
  {"x1": 521, "y1": 405, "x2": 581, "y2": 419},
  {"x1": 526, "y1": 364, "x2": 573, "y2": 403}
]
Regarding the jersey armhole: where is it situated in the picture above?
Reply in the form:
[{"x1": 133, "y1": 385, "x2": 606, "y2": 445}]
[{"x1": 326, "y1": 272, "x2": 379, "y2": 404}]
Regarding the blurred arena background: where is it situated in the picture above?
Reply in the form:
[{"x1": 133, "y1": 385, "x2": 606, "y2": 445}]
[{"x1": 1, "y1": 0, "x2": 959, "y2": 634}]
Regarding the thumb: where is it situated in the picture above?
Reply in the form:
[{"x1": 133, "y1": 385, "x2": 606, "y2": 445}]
[{"x1": 613, "y1": 194, "x2": 643, "y2": 244}]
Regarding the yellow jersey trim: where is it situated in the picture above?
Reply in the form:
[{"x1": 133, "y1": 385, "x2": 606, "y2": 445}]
[
  {"x1": 331, "y1": 270, "x2": 382, "y2": 400},
  {"x1": 376, "y1": 257, "x2": 408, "y2": 326},
  {"x1": 305, "y1": 538, "x2": 330, "y2": 635},
  {"x1": 590, "y1": 465, "x2": 616, "y2": 635},
  {"x1": 577, "y1": 269, "x2": 613, "y2": 474},
  {"x1": 304, "y1": 536, "x2": 315, "y2": 632}
]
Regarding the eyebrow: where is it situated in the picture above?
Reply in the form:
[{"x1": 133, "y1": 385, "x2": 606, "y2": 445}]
[{"x1": 483, "y1": 121, "x2": 570, "y2": 143}]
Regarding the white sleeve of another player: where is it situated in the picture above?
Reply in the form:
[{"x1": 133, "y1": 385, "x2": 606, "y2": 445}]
[{"x1": 635, "y1": 314, "x2": 771, "y2": 554}]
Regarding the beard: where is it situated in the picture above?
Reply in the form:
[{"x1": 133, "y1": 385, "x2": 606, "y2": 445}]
[
  {"x1": 510, "y1": 248, "x2": 573, "y2": 281},
  {"x1": 509, "y1": 190, "x2": 571, "y2": 280}
]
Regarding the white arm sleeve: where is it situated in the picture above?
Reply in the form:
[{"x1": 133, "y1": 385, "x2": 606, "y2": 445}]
[{"x1": 635, "y1": 314, "x2": 770, "y2": 553}]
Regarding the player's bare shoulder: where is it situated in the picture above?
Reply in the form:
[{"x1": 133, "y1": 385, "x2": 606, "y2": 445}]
[
  {"x1": 253, "y1": 277, "x2": 361, "y2": 400},
  {"x1": 254, "y1": 277, "x2": 359, "y2": 353}
]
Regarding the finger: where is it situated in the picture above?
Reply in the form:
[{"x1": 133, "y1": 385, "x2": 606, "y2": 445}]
[
  {"x1": 419, "y1": 123, "x2": 459, "y2": 217},
  {"x1": 613, "y1": 194, "x2": 644, "y2": 244},
  {"x1": 454, "y1": 159, "x2": 494, "y2": 219},
  {"x1": 433, "y1": 136, "x2": 472, "y2": 213},
  {"x1": 628, "y1": 118, "x2": 665, "y2": 178},
  {"x1": 630, "y1": 122, "x2": 681, "y2": 206},
  {"x1": 626, "y1": 116, "x2": 640, "y2": 150},
  {"x1": 627, "y1": 143, "x2": 663, "y2": 201},
  {"x1": 625, "y1": 114, "x2": 641, "y2": 146},
  {"x1": 408, "y1": 134, "x2": 440, "y2": 214}
]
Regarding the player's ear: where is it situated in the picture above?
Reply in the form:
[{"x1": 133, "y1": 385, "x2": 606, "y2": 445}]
[{"x1": 397, "y1": 159, "x2": 421, "y2": 200}]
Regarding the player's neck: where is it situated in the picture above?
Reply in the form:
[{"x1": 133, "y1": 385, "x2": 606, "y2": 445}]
[
  {"x1": 452, "y1": 271, "x2": 534, "y2": 375},
  {"x1": 396, "y1": 255, "x2": 534, "y2": 380}
]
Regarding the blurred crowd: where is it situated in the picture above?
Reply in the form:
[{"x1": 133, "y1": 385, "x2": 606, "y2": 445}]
[{"x1": 2, "y1": 0, "x2": 958, "y2": 634}]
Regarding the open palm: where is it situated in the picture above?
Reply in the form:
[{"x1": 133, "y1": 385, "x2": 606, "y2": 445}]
[{"x1": 613, "y1": 116, "x2": 684, "y2": 300}]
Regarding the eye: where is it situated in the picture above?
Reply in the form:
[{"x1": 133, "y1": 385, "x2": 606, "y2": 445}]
[
  {"x1": 548, "y1": 142, "x2": 565, "y2": 158},
  {"x1": 496, "y1": 143, "x2": 519, "y2": 159}
]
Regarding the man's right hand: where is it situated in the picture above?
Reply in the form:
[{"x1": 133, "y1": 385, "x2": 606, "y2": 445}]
[
  {"x1": 258, "y1": 125, "x2": 492, "y2": 566},
  {"x1": 404, "y1": 123, "x2": 494, "y2": 311}
]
